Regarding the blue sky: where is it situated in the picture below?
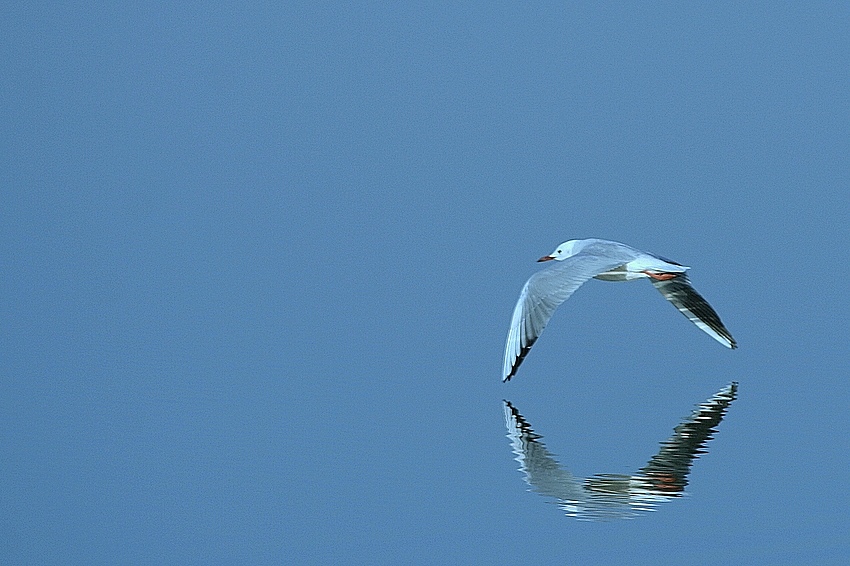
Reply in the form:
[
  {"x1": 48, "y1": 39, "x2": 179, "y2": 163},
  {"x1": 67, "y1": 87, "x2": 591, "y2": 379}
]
[{"x1": 3, "y1": 2, "x2": 849, "y2": 564}]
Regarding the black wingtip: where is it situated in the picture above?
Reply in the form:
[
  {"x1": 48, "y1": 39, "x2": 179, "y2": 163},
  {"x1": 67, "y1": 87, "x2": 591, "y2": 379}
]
[{"x1": 503, "y1": 338, "x2": 536, "y2": 382}]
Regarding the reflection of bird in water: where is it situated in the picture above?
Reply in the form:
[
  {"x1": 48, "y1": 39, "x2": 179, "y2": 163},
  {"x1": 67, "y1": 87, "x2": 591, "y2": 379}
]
[{"x1": 503, "y1": 382, "x2": 738, "y2": 521}]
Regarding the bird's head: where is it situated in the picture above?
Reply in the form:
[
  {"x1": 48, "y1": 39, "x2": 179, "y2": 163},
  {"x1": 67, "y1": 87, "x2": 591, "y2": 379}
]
[{"x1": 537, "y1": 240, "x2": 579, "y2": 262}]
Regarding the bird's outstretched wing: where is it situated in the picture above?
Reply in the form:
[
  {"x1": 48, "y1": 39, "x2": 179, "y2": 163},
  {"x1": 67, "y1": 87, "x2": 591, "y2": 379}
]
[
  {"x1": 503, "y1": 253, "x2": 633, "y2": 381},
  {"x1": 651, "y1": 274, "x2": 737, "y2": 349}
]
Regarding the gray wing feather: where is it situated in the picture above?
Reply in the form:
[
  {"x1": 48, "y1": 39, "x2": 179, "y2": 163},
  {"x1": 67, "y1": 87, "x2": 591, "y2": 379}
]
[
  {"x1": 651, "y1": 274, "x2": 737, "y2": 349},
  {"x1": 503, "y1": 250, "x2": 637, "y2": 382}
]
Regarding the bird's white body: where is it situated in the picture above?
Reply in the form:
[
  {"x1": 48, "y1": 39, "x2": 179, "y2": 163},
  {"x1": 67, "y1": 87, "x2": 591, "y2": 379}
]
[{"x1": 541, "y1": 238, "x2": 688, "y2": 279}]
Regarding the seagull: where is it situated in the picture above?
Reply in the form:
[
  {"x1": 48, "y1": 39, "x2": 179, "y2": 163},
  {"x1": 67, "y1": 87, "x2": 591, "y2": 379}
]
[
  {"x1": 503, "y1": 238, "x2": 736, "y2": 381},
  {"x1": 503, "y1": 382, "x2": 738, "y2": 521}
]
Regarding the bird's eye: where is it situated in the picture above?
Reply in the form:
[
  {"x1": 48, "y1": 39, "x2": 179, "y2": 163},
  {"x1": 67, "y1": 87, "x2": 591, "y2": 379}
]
[{"x1": 557, "y1": 250, "x2": 561, "y2": 253}]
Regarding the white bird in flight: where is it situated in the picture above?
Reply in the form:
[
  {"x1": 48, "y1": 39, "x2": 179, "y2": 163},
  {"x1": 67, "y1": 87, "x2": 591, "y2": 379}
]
[{"x1": 503, "y1": 238, "x2": 736, "y2": 382}]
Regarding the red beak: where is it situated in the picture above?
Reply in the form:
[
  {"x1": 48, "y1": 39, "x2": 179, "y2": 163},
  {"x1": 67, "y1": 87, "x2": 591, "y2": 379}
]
[{"x1": 537, "y1": 255, "x2": 555, "y2": 262}]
